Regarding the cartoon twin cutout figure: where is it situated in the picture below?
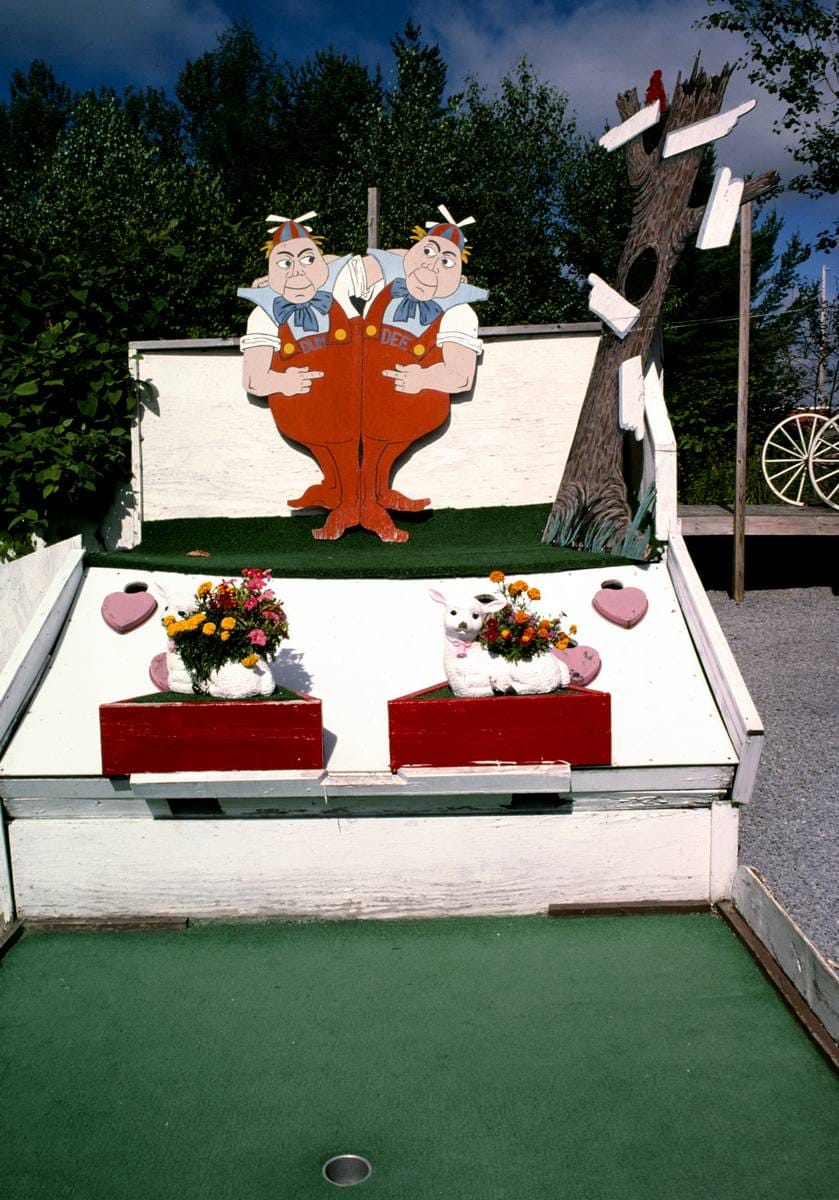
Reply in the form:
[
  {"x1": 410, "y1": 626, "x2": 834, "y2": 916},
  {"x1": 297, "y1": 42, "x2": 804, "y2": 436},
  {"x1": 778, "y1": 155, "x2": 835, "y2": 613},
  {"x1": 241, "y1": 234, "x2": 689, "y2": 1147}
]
[{"x1": 239, "y1": 206, "x2": 488, "y2": 542}]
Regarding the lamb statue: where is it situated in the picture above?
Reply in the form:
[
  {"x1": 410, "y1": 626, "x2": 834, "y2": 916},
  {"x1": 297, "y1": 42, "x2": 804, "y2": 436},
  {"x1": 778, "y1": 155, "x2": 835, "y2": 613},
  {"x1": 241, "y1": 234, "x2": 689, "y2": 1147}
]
[{"x1": 430, "y1": 589, "x2": 570, "y2": 697}]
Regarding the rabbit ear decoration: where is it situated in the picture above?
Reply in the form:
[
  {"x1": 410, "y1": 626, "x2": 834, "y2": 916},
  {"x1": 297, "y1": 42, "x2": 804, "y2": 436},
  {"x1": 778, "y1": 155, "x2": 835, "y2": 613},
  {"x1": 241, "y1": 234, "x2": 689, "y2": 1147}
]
[
  {"x1": 424, "y1": 204, "x2": 476, "y2": 250},
  {"x1": 266, "y1": 211, "x2": 318, "y2": 242}
]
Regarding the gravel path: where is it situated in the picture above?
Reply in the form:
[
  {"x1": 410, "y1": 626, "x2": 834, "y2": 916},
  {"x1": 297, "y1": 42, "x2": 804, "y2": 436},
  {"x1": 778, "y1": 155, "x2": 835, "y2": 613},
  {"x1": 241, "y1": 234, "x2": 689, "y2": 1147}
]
[{"x1": 709, "y1": 587, "x2": 838, "y2": 965}]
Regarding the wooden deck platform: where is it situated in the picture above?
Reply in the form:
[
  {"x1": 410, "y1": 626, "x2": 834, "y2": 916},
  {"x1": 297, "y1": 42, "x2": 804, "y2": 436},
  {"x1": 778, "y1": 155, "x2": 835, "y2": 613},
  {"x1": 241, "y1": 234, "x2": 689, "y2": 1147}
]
[{"x1": 679, "y1": 505, "x2": 839, "y2": 537}]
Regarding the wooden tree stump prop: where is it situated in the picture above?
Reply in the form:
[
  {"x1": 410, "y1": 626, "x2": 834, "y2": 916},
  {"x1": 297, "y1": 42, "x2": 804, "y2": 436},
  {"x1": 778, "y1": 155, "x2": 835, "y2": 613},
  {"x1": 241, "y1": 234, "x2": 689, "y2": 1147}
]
[{"x1": 544, "y1": 58, "x2": 778, "y2": 558}]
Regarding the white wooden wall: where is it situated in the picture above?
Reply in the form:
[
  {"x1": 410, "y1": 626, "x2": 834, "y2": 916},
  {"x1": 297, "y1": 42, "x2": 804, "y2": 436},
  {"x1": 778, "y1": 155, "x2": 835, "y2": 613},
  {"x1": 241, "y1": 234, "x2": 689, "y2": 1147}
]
[
  {"x1": 9, "y1": 805, "x2": 739, "y2": 920},
  {"x1": 129, "y1": 329, "x2": 600, "y2": 532}
]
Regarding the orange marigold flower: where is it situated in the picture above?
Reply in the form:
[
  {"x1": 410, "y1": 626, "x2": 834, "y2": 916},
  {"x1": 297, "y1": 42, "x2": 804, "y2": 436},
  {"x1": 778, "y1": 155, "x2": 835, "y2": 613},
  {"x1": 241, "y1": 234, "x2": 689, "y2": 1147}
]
[
  {"x1": 521, "y1": 632, "x2": 533, "y2": 643},
  {"x1": 196, "y1": 582, "x2": 212, "y2": 597},
  {"x1": 489, "y1": 570, "x2": 505, "y2": 583},
  {"x1": 202, "y1": 623, "x2": 217, "y2": 635},
  {"x1": 508, "y1": 580, "x2": 528, "y2": 595},
  {"x1": 557, "y1": 635, "x2": 569, "y2": 649},
  {"x1": 221, "y1": 617, "x2": 236, "y2": 630},
  {"x1": 220, "y1": 631, "x2": 230, "y2": 642},
  {"x1": 527, "y1": 587, "x2": 541, "y2": 601},
  {"x1": 162, "y1": 614, "x2": 176, "y2": 626},
  {"x1": 241, "y1": 653, "x2": 259, "y2": 668},
  {"x1": 537, "y1": 628, "x2": 549, "y2": 638},
  {"x1": 514, "y1": 611, "x2": 529, "y2": 624},
  {"x1": 500, "y1": 629, "x2": 511, "y2": 639}
]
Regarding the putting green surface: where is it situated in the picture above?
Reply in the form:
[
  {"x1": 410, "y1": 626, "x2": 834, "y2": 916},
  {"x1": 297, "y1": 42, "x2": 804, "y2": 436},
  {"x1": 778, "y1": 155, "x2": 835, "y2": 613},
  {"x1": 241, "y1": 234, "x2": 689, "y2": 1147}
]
[
  {"x1": 2, "y1": 915, "x2": 836, "y2": 1200},
  {"x1": 86, "y1": 505, "x2": 635, "y2": 578}
]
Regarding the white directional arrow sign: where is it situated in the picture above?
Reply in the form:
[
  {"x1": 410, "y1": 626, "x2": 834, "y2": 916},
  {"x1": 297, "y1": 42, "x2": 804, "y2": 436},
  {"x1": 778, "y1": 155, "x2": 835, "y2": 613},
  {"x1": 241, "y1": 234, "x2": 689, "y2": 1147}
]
[
  {"x1": 662, "y1": 98, "x2": 756, "y2": 158},
  {"x1": 696, "y1": 166, "x2": 745, "y2": 249},
  {"x1": 599, "y1": 101, "x2": 661, "y2": 153}
]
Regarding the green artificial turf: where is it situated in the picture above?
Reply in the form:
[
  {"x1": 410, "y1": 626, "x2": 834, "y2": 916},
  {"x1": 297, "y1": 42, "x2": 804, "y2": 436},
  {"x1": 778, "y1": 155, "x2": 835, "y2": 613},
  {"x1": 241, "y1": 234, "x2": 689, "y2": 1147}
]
[
  {"x1": 86, "y1": 504, "x2": 635, "y2": 579},
  {"x1": 126, "y1": 687, "x2": 301, "y2": 704},
  {"x1": 1, "y1": 915, "x2": 837, "y2": 1200}
]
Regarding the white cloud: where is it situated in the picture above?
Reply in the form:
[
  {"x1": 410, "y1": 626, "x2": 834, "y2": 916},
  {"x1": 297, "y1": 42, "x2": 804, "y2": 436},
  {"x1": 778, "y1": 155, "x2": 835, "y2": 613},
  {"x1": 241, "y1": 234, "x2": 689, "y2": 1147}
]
[{"x1": 421, "y1": 0, "x2": 798, "y2": 184}]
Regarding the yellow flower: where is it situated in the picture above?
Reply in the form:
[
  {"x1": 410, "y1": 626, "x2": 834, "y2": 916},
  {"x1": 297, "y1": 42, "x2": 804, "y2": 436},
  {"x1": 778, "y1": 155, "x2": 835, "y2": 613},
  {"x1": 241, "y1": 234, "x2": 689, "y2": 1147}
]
[
  {"x1": 220, "y1": 631, "x2": 230, "y2": 641},
  {"x1": 241, "y1": 653, "x2": 259, "y2": 668},
  {"x1": 508, "y1": 580, "x2": 528, "y2": 596},
  {"x1": 162, "y1": 614, "x2": 177, "y2": 626},
  {"x1": 527, "y1": 587, "x2": 541, "y2": 601},
  {"x1": 202, "y1": 623, "x2": 217, "y2": 635},
  {"x1": 500, "y1": 629, "x2": 511, "y2": 640},
  {"x1": 569, "y1": 624, "x2": 577, "y2": 635},
  {"x1": 221, "y1": 617, "x2": 236, "y2": 630},
  {"x1": 489, "y1": 570, "x2": 505, "y2": 583},
  {"x1": 196, "y1": 582, "x2": 212, "y2": 597}
]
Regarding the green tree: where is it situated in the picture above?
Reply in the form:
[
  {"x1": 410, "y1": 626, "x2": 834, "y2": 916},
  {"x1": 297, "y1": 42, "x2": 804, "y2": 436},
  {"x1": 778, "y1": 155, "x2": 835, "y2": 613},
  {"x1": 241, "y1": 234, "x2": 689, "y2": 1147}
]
[
  {"x1": 699, "y1": 0, "x2": 838, "y2": 249},
  {"x1": 663, "y1": 210, "x2": 810, "y2": 502}
]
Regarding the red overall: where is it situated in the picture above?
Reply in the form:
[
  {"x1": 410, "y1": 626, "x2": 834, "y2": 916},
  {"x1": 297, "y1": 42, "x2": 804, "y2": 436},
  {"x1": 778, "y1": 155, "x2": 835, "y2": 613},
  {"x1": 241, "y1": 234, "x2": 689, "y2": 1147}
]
[
  {"x1": 267, "y1": 300, "x2": 361, "y2": 529},
  {"x1": 359, "y1": 283, "x2": 449, "y2": 541}
]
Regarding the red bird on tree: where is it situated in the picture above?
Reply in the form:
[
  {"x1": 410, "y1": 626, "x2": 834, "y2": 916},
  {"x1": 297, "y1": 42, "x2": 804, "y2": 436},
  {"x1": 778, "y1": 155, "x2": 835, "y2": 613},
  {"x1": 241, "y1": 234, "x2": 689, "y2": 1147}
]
[{"x1": 645, "y1": 69, "x2": 667, "y2": 112}]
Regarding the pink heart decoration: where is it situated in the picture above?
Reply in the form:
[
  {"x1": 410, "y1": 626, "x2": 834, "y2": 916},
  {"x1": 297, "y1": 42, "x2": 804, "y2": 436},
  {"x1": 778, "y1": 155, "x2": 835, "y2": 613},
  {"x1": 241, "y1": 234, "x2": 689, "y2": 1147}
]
[
  {"x1": 101, "y1": 590, "x2": 157, "y2": 633},
  {"x1": 149, "y1": 652, "x2": 170, "y2": 692},
  {"x1": 553, "y1": 644, "x2": 602, "y2": 687},
  {"x1": 592, "y1": 586, "x2": 648, "y2": 628}
]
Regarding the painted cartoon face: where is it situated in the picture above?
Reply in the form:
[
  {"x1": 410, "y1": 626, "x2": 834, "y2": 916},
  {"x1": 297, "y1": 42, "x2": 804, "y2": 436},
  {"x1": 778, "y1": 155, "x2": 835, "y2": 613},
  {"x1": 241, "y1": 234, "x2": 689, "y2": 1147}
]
[
  {"x1": 268, "y1": 237, "x2": 329, "y2": 303},
  {"x1": 402, "y1": 235, "x2": 463, "y2": 301}
]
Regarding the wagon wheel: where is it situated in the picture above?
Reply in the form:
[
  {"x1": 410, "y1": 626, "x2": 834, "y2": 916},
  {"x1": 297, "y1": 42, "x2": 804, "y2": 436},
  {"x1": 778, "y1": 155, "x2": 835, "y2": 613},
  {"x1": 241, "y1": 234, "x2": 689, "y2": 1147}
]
[
  {"x1": 808, "y1": 414, "x2": 839, "y2": 510},
  {"x1": 761, "y1": 413, "x2": 830, "y2": 507}
]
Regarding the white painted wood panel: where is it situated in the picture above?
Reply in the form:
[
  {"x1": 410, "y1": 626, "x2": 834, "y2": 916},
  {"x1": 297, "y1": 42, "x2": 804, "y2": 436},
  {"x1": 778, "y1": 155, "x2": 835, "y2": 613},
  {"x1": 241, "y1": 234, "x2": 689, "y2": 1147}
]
[
  {"x1": 641, "y1": 362, "x2": 677, "y2": 542},
  {"x1": 0, "y1": 563, "x2": 737, "y2": 778},
  {"x1": 709, "y1": 800, "x2": 739, "y2": 901},
  {"x1": 134, "y1": 333, "x2": 599, "y2": 521},
  {"x1": 696, "y1": 166, "x2": 745, "y2": 250},
  {"x1": 587, "y1": 275, "x2": 640, "y2": 339},
  {"x1": 10, "y1": 809, "x2": 715, "y2": 919},
  {"x1": 733, "y1": 866, "x2": 839, "y2": 1041},
  {"x1": 662, "y1": 99, "x2": 757, "y2": 158},
  {"x1": 0, "y1": 543, "x2": 84, "y2": 756},
  {"x1": 0, "y1": 536, "x2": 82, "y2": 672},
  {"x1": 619, "y1": 356, "x2": 645, "y2": 439},
  {"x1": 599, "y1": 101, "x2": 660, "y2": 152},
  {"x1": 667, "y1": 533, "x2": 763, "y2": 803},
  {"x1": 0, "y1": 815, "x2": 13, "y2": 923}
]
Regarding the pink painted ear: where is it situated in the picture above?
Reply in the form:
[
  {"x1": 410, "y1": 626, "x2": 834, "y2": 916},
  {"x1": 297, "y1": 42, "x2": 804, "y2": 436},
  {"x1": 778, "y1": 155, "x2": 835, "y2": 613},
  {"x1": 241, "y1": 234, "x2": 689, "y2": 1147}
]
[
  {"x1": 149, "y1": 652, "x2": 169, "y2": 692},
  {"x1": 553, "y1": 645, "x2": 602, "y2": 686},
  {"x1": 592, "y1": 585, "x2": 648, "y2": 628},
  {"x1": 429, "y1": 589, "x2": 447, "y2": 605},
  {"x1": 101, "y1": 589, "x2": 158, "y2": 633}
]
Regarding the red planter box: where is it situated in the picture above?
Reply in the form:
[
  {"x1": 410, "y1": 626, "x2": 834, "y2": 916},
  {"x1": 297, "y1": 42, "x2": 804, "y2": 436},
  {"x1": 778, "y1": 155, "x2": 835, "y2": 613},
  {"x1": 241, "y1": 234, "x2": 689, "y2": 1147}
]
[
  {"x1": 99, "y1": 692, "x2": 323, "y2": 776},
  {"x1": 388, "y1": 683, "x2": 611, "y2": 771}
]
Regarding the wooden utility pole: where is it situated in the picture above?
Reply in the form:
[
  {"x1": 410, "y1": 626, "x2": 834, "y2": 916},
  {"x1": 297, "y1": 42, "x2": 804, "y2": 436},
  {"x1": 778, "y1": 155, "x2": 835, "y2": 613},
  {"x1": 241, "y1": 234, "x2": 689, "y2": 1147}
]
[
  {"x1": 733, "y1": 202, "x2": 751, "y2": 603},
  {"x1": 367, "y1": 187, "x2": 380, "y2": 250}
]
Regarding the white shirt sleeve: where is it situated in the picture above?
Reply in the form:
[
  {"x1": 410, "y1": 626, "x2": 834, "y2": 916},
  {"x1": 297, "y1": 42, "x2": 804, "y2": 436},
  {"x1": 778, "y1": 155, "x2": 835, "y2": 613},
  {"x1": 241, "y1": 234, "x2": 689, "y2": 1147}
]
[
  {"x1": 437, "y1": 304, "x2": 482, "y2": 355},
  {"x1": 240, "y1": 305, "x2": 280, "y2": 352}
]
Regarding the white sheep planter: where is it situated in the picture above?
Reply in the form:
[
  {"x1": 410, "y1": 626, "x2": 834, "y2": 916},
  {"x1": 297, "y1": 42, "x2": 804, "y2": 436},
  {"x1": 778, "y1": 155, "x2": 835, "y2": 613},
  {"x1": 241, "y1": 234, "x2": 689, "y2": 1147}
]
[
  {"x1": 430, "y1": 589, "x2": 570, "y2": 698},
  {"x1": 153, "y1": 583, "x2": 275, "y2": 700}
]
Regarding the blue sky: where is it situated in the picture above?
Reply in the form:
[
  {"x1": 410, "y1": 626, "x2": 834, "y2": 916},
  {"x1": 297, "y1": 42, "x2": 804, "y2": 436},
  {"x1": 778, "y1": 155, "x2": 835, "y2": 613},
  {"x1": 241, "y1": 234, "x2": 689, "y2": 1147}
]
[{"x1": 1, "y1": 0, "x2": 834, "y2": 289}]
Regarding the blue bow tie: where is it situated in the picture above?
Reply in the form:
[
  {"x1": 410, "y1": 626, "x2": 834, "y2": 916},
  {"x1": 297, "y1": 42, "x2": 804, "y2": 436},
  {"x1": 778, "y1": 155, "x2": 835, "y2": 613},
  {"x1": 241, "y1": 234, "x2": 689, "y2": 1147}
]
[
  {"x1": 391, "y1": 278, "x2": 442, "y2": 326},
  {"x1": 273, "y1": 291, "x2": 332, "y2": 334}
]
